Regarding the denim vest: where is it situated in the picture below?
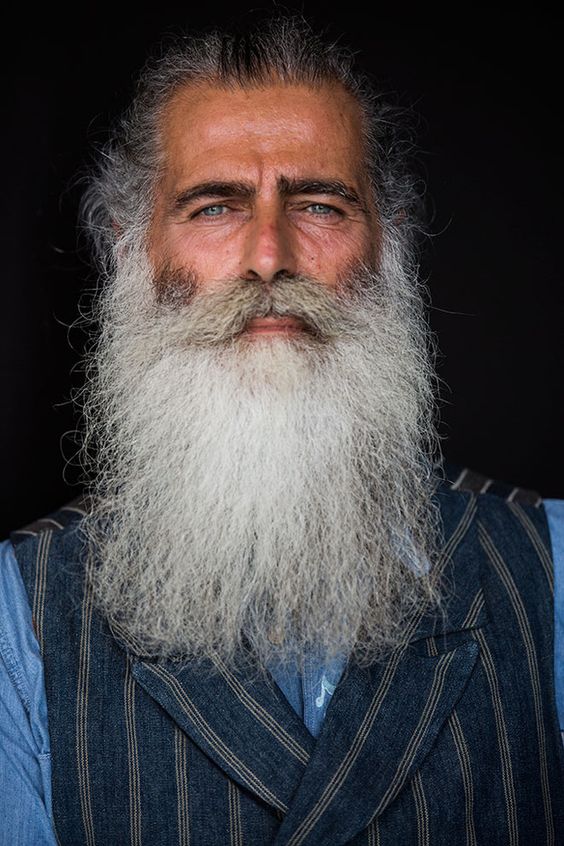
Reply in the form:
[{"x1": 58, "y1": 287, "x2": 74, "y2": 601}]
[{"x1": 12, "y1": 478, "x2": 564, "y2": 845}]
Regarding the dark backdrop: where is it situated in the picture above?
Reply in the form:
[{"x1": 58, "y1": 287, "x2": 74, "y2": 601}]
[{"x1": 1, "y1": 4, "x2": 562, "y2": 538}]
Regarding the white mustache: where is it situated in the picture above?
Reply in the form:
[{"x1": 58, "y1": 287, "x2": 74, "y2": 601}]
[{"x1": 153, "y1": 269, "x2": 366, "y2": 345}]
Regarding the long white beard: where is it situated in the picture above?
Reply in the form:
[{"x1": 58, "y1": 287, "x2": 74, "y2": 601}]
[{"x1": 80, "y1": 238, "x2": 442, "y2": 671}]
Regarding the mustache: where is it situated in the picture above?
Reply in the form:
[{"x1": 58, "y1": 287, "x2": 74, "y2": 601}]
[{"x1": 152, "y1": 265, "x2": 369, "y2": 346}]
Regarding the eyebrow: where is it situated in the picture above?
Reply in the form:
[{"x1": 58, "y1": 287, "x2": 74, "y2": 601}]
[
  {"x1": 277, "y1": 176, "x2": 365, "y2": 209},
  {"x1": 172, "y1": 181, "x2": 254, "y2": 210},
  {"x1": 171, "y1": 176, "x2": 366, "y2": 213}
]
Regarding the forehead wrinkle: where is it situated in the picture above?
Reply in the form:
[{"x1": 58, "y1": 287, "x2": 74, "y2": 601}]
[{"x1": 160, "y1": 81, "x2": 366, "y2": 166}]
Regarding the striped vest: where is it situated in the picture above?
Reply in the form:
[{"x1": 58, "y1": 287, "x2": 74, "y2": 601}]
[{"x1": 12, "y1": 478, "x2": 564, "y2": 845}]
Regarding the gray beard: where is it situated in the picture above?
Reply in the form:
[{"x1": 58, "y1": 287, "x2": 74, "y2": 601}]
[{"x1": 80, "y1": 237, "x2": 442, "y2": 672}]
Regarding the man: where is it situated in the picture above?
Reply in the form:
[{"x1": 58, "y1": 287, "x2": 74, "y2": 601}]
[{"x1": 1, "y1": 16, "x2": 563, "y2": 845}]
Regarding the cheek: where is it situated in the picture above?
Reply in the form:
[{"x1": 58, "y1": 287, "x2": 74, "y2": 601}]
[
  {"x1": 152, "y1": 226, "x2": 243, "y2": 279},
  {"x1": 294, "y1": 227, "x2": 374, "y2": 283}
]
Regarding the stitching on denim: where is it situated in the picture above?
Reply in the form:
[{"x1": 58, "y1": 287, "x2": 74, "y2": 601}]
[{"x1": 0, "y1": 618, "x2": 30, "y2": 712}]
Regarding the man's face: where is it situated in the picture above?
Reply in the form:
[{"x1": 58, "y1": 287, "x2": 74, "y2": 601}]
[{"x1": 148, "y1": 81, "x2": 380, "y2": 337}]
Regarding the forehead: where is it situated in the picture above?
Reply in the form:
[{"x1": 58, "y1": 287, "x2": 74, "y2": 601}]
[{"x1": 158, "y1": 81, "x2": 368, "y2": 188}]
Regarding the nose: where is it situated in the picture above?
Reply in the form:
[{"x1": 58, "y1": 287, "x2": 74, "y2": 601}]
[{"x1": 240, "y1": 204, "x2": 297, "y2": 282}]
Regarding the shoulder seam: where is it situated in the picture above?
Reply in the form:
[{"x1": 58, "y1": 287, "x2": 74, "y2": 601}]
[
  {"x1": 10, "y1": 495, "x2": 90, "y2": 544},
  {"x1": 444, "y1": 466, "x2": 542, "y2": 508}
]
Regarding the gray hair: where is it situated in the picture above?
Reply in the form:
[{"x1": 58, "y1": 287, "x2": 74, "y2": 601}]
[{"x1": 81, "y1": 16, "x2": 423, "y2": 274}]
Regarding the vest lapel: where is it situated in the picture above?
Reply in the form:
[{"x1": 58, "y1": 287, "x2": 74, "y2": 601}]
[
  {"x1": 131, "y1": 651, "x2": 316, "y2": 815},
  {"x1": 270, "y1": 489, "x2": 485, "y2": 846},
  {"x1": 271, "y1": 640, "x2": 479, "y2": 846}
]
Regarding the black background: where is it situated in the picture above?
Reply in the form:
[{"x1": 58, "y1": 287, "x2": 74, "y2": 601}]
[{"x1": 1, "y1": 4, "x2": 563, "y2": 538}]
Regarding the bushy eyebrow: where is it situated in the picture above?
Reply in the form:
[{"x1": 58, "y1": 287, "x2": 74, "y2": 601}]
[
  {"x1": 171, "y1": 176, "x2": 366, "y2": 213},
  {"x1": 277, "y1": 176, "x2": 365, "y2": 209},
  {"x1": 173, "y1": 181, "x2": 254, "y2": 210}
]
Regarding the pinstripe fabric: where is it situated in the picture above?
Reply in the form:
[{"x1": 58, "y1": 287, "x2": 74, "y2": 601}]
[
  {"x1": 462, "y1": 589, "x2": 485, "y2": 629},
  {"x1": 448, "y1": 710, "x2": 476, "y2": 846},
  {"x1": 141, "y1": 661, "x2": 289, "y2": 813},
  {"x1": 426, "y1": 637, "x2": 438, "y2": 657},
  {"x1": 286, "y1": 647, "x2": 459, "y2": 846},
  {"x1": 507, "y1": 501, "x2": 554, "y2": 589},
  {"x1": 125, "y1": 662, "x2": 142, "y2": 846},
  {"x1": 373, "y1": 651, "x2": 457, "y2": 818},
  {"x1": 480, "y1": 525, "x2": 554, "y2": 844},
  {"x1": 174, "y1": 727, "x2": 190, "y2": 846},
  {"x1": 11, "y1": 480, "x2": 564, "y2": 845},
  {"x1": 211, "y1": 655, "x2": 310, "y2": 765},
  {"x1": 288, "y1": 639, "x2": 415, "y2": 844},
  {"x1": 434, "y1": 591, "x2": 483, "y2": 846},
  {"x1": 228, "y1": 780, "x2": 244, "y2": 846},
  {"x1": 31, "y1": 528, "x2": 51, "y2": 655},
  {"x1": 411, "y1": 771, "x2": 429, "y2": 846},
  {"x1": 366, "y1": 820, "x2": 379, "y2": 846},
  {"x1": 76, "y1": 564, "x2": 96, "y2": 846},
  {"x1": 473, "y1": 627, "x2": 518, "y2": 844}
]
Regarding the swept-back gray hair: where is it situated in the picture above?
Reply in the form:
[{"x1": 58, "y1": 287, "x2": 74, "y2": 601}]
[{"x1": 81, "y1": 16, "x2": 422, "y2": 274}]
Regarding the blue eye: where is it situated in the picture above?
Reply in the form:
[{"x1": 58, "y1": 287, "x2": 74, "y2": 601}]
[
  {"x1": 200, "y1": 205, "x2": 227, "y2": 217},
  {"x1": 308, "y1": 203, "x2": 334, "y2": 215}
]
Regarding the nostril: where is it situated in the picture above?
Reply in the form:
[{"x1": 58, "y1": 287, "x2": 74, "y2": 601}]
[{"x1": 242, "y1": 269, "x2": 262, "y2": 283}]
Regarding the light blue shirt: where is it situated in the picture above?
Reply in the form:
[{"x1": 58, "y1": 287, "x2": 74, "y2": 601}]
[{"x1": 1, "y1": 500, "x2": 564, "y2": 845}]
